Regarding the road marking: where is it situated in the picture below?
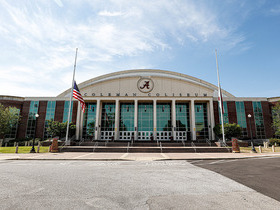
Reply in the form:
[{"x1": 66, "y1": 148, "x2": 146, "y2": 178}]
[
  {"x1": 73, "y1": 153, "x2": 93, "y2": 159},
  {"x1": 120, "y1": 153, "x2": 128, "y2": 158},
  {"x1": 161, "y1": 153, "x2": 170, "y2": 159},
  {"x1": 188, "y1": 160, "x2": 204, "y2": 164}
]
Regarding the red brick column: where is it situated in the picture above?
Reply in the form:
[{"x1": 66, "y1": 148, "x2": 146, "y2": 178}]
[
  {"x1": 213, "y1": 101, "x2": 220, "y2": 125},
  {"x1": 18, "y1": 101, "x2": 31, "y2": 139},
  {"x1": 36, "y1": 101, "x2": 47, "y2": 139},
  {"x1": 54, "y1": 101, "x2": 64, "y2": 122},
  {"x1": 227, "y1": 101, "x2": 237, "y2": 124},
  {"x1": 244, "y1": 101, "x2": 256, "y2": 138},
  {"x1": 72, "y1": 101, "x2": 78, "y2": 124},
  {"x1": 262, "y1": 101, "x2": 273, "y2": 138}
]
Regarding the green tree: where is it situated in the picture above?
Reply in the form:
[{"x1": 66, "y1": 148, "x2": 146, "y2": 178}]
[
  {"x1": 46, "y1": 120, "x2": 76, "y2": 138},
  {"x1": 213, "y1": 123, "x2": 242, "y2": 140},
  {"x1": 0, "y1": 103, "x2": 20, "y2": 140},
  {"x1": 272, "y1": 102, "x2": 280, "y2": 137}
]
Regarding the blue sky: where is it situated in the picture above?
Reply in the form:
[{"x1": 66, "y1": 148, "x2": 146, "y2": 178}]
[{"x1": 0, "y1": 0, "x2": 279, "y2": 97}]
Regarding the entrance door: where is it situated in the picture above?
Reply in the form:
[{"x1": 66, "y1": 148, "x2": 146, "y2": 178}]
[
  {"x1": 156, "y1": 103, "x2": 172, "y2": 141},
  {"x1": 119, "y1": 103, "x2": 134, "y2": 140},
  {"x1": 100, "y1": 103, "x2": 115, "y2": 140},
  {"x1": 138, "y1": 103, "x2": 153, "y2": 141}
]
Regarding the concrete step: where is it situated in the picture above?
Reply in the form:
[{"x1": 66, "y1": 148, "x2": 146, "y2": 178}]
[{"x1": 60, "y1": 146, "x2": 232, "y2": 153}]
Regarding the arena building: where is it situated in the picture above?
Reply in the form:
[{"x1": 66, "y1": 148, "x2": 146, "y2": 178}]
[{"x1": 0, "y1": 69, "x2": 276, "y2": 142}]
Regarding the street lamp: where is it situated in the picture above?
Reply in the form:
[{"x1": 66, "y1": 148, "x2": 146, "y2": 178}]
[
  {"x1": 30, "y1": 113, "x2": 39, "y2": 153},
  {"x1": 248, "y1": 114, "x2": 256, "y2": 153}
]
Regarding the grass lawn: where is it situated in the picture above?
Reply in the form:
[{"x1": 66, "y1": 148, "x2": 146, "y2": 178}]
[
  {"x1": 240, "y1": 146, "x2": 280, "y2": 153},
  {"x1": 0, "y1": 146, "x2": 49, "y2": 153}
]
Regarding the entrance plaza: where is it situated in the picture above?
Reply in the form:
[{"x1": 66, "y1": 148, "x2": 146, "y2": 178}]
[{"x1": 0, "y1": 69, "x2": 276, "y2": 142}]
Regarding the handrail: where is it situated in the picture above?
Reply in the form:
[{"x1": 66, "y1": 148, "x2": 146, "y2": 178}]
[
  {"x1": 219, "y1": 140, "x2": 231, "y2": 152},
  {"x1": 157, "y1": 139, "x2": 159, "y2": 147},
  {"x1": 79, "y1": 138, "x2": 85, "y2": 146},
  {"x1": 181, "y1": 140, "x2": 185, "y2": 147},
  {"x1": 206, "y1": 138, "x2": 211, "y2": 147},
  {"x1": 105, "y1": 139, "x2": 109, "y2": 147},
  {"x1": 191, "y1": 141, "x2": 196, "y2": 153},
  {"x1": 160, "y1": 142, "x2": 162, "y2": 153},
  {"x1": 127, "y1": 142, "x2": 130, "y2": 153},
  {"x1": 92, "y1": 141, "x2": 98, "y2": 152}
]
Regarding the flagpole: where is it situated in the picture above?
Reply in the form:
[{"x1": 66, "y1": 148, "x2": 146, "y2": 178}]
[
  {"x1": 215, "y1": 49, "x2": 226, "y2": 144},
  {"x1": 65, "y1": 48, "x2": 78, "y2": 146}
]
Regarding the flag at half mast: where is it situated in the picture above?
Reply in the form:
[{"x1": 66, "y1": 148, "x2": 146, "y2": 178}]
[{"x1": 73, "y1": 81, "x2": 85, "y2": 113}]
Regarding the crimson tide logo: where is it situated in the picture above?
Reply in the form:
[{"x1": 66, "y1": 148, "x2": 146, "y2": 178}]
[{"x1": 137, "y1": 78, "x2": 154, "y2": 93}]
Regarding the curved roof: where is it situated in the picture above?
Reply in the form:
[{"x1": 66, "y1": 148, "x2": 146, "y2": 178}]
[{"x1": 57, "y1": 69, "x2": 235, "y2": 98}]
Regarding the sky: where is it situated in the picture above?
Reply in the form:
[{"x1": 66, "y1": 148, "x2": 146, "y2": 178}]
[{"x1": 0, "y1": 0, "x2": 279, "y2": 98}]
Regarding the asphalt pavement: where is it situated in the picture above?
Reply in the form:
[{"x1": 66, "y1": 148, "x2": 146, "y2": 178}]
[
  {"x1": 0, "y1": 160, "x2": 279, "y2": 209},
  {"x1": 190, "y1": 156, "x2": 280, "y2": 202}
]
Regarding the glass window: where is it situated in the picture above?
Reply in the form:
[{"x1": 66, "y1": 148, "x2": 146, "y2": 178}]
[
  {"x1": 44, "y1": 101, "x2": 56, "y2": 138},
  {"x1": 176, "y1": 103, "x2": 191, "y2": 140},
  {"x1": 101, "y1": 103, "x2": 115, "y2": 131},
  {"x1": 120, "y1": 103, "x2": 134, "y2": 131},
  {"x1": 235, "y1": 101, "x2": 247, "y2": 137},
  {"x1": 253, "y1": 102, "x2": 266, "y2": 139},
  {"x1": 26, "y1": 101, "x2": 39, "y2": 138},
  {"x1": 63, "y1": 101, "x2": 73, "y2": 123},
  {"x1": 156, "y1": 103, "x2": 172, "y2": 131},
  {"x1": 5, "y1": 108, "x2": 20, "y2": 139},
  {"x1": 218, "y1": 101, "x2": 229, "y2": 124},
  {"x1": 83, "y1": 103, "x2": 96, "y2": 140},
  {"x1": 195, "y1": 103, "x2": 209, "y2": 139},
  {"x1": 138, "y1": 103, "x2": 153, "y2": 131}
]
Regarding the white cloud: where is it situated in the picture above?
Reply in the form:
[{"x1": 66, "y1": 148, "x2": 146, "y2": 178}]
[{"x1": 0, "y1": 0, "x2": 251, "y2": 97}]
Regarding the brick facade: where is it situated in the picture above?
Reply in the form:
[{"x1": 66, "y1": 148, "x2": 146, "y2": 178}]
[
  {"x1": 54, "y1": 101, "x2": 64, "y2": 122},
  {"x1": 36, "y1": 101, "x2": 48, "y2": 139},
  {"x1": 17, "y1": 101, "x2": 31, "y2": 139},
  {"x1": 261, "y1": 101, "x2": 273, "y2": 138},
  {"x1": 227, "y1": 101, "x2": 237, "y2": 124}
]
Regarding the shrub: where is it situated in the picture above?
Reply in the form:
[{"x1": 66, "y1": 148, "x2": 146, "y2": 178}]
[{"x1": 269, "y1": 138, "x2": 280, "y2": 146}]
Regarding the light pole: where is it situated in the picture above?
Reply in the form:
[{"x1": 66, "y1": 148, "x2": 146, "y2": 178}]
[
  {"x1": 30, "y1": 113, "x2": 39, "y2": 153},
  {"x1": 248, "y1": 114, "x2": 256, "y2": 153}
]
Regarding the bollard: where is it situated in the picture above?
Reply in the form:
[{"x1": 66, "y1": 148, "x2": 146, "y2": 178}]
[
  {"x1": 37, "y1": 143, "x2": 40, "y2": 153},
  {"x1": 49, "y1": 145, "x2": 51, "y2": 152},
  {"x1": 25, "y1": 141, "x2": 27, "y2": 146},
  {"x1": 0, "y1": 140, "x2": 2, "y2": 147},
  {"x1": 5, "y1": 143, "x2": 7, "y2": 147},
  {"x1": 51, "y1": 138, "x2": 59, "y2": 153},
  {"x1": 14, "y1": 142, "x2": 16, "y2": 147},
  {"x1": 15, "y1": 143, "x2": 19, "y2": 153},
  {"x1": 231, "y1": 138, "x2": 240, "y2": 153},
  {"x1": 259, "y1": 146, "x2": 262, "y2": 153},
  {"x1": 272, "y1": 145, "x2": 275, "y2": 152},
  {"x1": 28, "y1": 141, "x2": 30, "y2": 146}
]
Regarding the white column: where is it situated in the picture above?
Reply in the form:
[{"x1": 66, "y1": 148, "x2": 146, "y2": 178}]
[
  {"x1": 134, "y1": 100, "x2": 138, "y2": 140},
  {"x1": 114, "y1": 100, "x2": 120, "y2": 140},
  {"x1": 75, "y1": 102, "x2": 81, "y2": 140},
  {"x1": 191, "y1": 99, "x2": 196, "y2": 141},
  {"x1": 95, "y1": 100, "x2": 101, "y2": 140},
  {"x1": 172, "y1": 100, "x2": 176, "y2": 140},
  {"x1": 209, "y1": 98, "x2": 215, "y2": 140},
  {"x1": 153, "y1": 100, "x2": 157, "y2": 140}
]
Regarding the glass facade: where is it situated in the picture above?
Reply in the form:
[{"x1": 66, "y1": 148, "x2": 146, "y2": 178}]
[
  {"x1": 138, "y1": 103, "x2": 153, "y2": 132},
  {"x1": 156, "y1": 103, "x2": 172, "y2": 131},
  {"x1": 119, "y1": 103, "x2": 134, "y2": 131},
  {"x1": 44, "y1": 101, "x2": 56, "y2": 138},
  {"x1": 83, "y1": 103, "x2": 96, "y2": 140},
  {"x1": 5, "y1": 108, "x2": 20, "y2": 139},
  {"x1": 235, "y1": 101, "x2": 247, "y2": 137},
  {"x1": 195, "y1": 103, "x2": 209, "y2": 139},
  {"x1": 26, "y1": 101, "x2": 39, "y2": 138},
  {"x1": 253, "y1": 102, "x2": 266, "y2": 139},
  {"x1": 101, "y1": 103, "x2": 115, "y2": 131},
  {"x1": 218, "y1": 101, "x2": 229, "y2": 124},
  {"x1": 63, "y1": 101, "x2": 73, "y2": 123},
  {"x1": 175, "y1": 103, "x2": 191, "y2": 140}
]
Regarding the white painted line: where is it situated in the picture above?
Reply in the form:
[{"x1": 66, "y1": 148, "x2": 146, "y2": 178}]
[
  {"x1": 73, "y1": 153, "x2": 93, "y2": 159},
  {"x1": 161, "y1": 153, "x2": 170, "y2": 159},
  {"x1": 120, "y1": 153, "x2": 129, "y2": 158}
]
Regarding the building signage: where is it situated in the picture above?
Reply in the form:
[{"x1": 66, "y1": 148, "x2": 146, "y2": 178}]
[
  {"x1": 137, "y1": 78, "x2": 154, "y2": 93},
  {"x1": 83, "y1": 92, "x2": 208, "y2": 97}
]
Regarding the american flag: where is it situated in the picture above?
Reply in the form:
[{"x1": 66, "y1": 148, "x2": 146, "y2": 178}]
[{"x1": 73, "y1": 81, "x2": 85, "y2": 113}]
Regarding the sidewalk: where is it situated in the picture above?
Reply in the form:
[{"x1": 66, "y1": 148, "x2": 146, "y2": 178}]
[{"x1": 1, "y1": 152, "x2": 280, "y2": 161}]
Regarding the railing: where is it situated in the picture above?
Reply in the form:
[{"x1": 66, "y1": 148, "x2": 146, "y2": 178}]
[
  {"x1": 156, "y1": 139, "x2": 159, "y2": 147},
  {"x1": 130, "y1": 138, "x2": 134, "y2": 147},
  {"x1": 79, "y1": 138, "x2": 85, "y2": 146},
  {"x1": 160, "y1": 142, "x2": 163, "y2": 153},
  {"x1": 92, "y1": 141, "x2": 98, "y2": 152},
  {"x1": 127, "y1": 142, "x2": 130, "y2": 153},
  {"x1": 206, "y1": 138, "x2": 212, "y2": 147},
  {"x1": 191, "y1": 141, "x2": 196, "y2": 153},
  {"x1": 219, "y1": 140, "x2": 231, "y2": 152},
  {"x1": 104, "y1": 139, "x2": 109, "y2": 147},
  {"x1": 181, "y1": 140, "x2": 185, "y2": 147}
]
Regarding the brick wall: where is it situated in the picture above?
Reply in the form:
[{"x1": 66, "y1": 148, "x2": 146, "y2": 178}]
[
  {"x1": 54, "y1": 101, "x2": 64, "y2": 122},
  {"x1": 72, "y1": 101, "x2": 78, "y2": 124},
  {"x1": 17, "y1": 101, "x2": 31, "y2": 139},
  {"x1": 36, "y1": 101, "x2": 47, "y2": 139},
  {"x1": 244, "y1": 101, "x2": 256, "y2": 138},
  {"x1": 262, "y1": 101, "x2": 273, "y2": 138},
  {"x1": 227, "y1": 101, "x2": 237, "y2": 124},
  {"x1": 213, "y1": 101, "x2": 219, "y2": 125}
]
